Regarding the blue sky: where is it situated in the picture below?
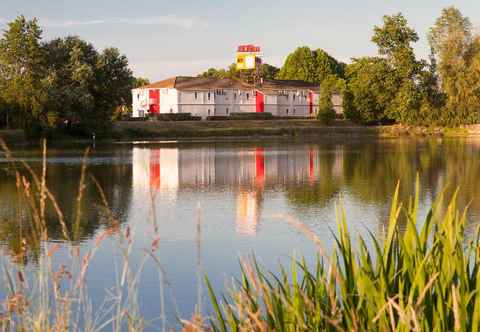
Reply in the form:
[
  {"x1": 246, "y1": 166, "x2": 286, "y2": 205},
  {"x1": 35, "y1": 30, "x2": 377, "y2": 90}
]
[{"x1": 0, "y1": 0, "x2": 479, "y2": 81}]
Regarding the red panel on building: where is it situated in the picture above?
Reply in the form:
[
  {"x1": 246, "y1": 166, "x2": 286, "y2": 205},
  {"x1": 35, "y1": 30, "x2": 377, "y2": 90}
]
[
  {"x1": 149, "y1": 89, "x2": 160, "y2": 114},
  {"x1": 255, "y1": 91, "x2": 264, "y2": 113},
  {"x1": 308, "y1": 92, "x2": 313, "y2": 114}
]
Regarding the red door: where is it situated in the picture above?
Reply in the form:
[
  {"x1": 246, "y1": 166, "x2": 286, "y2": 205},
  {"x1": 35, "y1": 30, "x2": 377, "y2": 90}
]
[
  {"x1": 149, "y1": 89, "x2": 160, "y2": 114},
  {"x1": 256, "y1": 91, "x2": 265, "y2": 113}
]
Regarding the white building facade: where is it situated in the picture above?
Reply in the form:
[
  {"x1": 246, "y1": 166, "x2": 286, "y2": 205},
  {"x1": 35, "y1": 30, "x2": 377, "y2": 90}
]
[{"x1": 131, "y1": 77, "x2": 329, "y2": 119}]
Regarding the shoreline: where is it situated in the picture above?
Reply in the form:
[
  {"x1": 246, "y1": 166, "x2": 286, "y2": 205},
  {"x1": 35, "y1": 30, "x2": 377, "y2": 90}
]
[{"x1": 2, "y1": 121, "x2": 480, "y2": 146}]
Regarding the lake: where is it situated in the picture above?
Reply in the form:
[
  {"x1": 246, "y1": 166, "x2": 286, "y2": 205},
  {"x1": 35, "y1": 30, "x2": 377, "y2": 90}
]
[{"x1": 1, "y1": 138, "x2": 479, "y2": 329}]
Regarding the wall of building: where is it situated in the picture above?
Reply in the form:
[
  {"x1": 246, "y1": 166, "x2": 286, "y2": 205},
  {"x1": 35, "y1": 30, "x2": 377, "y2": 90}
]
[
  {"x1": 132, "y1": 88, "x2": 150, "y2": 118},
  {"x1": 132, "y1": 87, "x2": 322, "y2": 118}
]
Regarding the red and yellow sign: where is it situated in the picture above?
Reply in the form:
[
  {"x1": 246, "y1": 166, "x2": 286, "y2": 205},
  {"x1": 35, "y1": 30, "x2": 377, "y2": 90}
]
[{"x1": 236, "y1": 45, "x2": 261, "y2": 71}]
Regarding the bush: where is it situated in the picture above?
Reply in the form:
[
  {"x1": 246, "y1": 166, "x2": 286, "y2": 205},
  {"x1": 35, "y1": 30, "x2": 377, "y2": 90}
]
[{"x1": 317, "y1": 97, "x2": 336, "y2": 125}]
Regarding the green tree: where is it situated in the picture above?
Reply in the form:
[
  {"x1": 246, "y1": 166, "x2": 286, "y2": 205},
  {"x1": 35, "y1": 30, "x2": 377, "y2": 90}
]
[
  {"x1": 133, "y1": 77, "x2": 150, "y2": 88},
  {"x1": 260, "y1": 63, "x2": 280, "y2": 80},
  {"x1": 93, "y1": 47, "x2": 134, "y2": 128},
  {"x1": 44, "y1": 37, "x2": 133, "y2": 131},
  {"x1": 428, "y1": 7, "x2": 478, "y2": 125},
  {"x1": 277, "y1": 46, "x2": 343, "y2": 84},
  {"x1": 343, "y1": 57, "x2": 398, "y2": 124},
  {"x1": 0, "y1": 16, "x2": 48, "y2": 129},
  {"x1": 317, "y1": 75, "x2": 345, "y2": 124}
]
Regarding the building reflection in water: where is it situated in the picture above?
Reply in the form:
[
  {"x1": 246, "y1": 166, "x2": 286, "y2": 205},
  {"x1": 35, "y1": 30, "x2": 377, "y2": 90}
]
[{"x1": 132, "y1": 144, "x2": 330, "y2": 236}]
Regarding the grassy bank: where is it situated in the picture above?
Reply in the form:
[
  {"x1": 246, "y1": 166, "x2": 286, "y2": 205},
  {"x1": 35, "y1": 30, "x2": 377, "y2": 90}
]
[
  {"x1": 112, "y1": 120, "x2": 379, "y2": 141},
  {"x1": 3, "y1": 121, "x2": 480, "y2": 145}
]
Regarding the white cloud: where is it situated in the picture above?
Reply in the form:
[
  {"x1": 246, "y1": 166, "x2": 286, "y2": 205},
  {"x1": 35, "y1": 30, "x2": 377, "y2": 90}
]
[{"x1": 0, "y1": 16, "x2": 199, "y2": 30}]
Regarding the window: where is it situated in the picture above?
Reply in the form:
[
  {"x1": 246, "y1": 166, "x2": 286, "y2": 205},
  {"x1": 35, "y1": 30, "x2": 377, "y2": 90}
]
[
  {"x1": 246, "y1": 93, "x2": 249, "y2": 100},
  {"x1": 226, "y1": 108, "x2": 229, "y2": 114},
  {"x1": 137, "y1": 94, "x2": 140, "y2": 100},
  {"x1": 286, "y1": 109, "x2": 289, "y2": 114},
  {"x1": 195, "y1": 92, "x2": 198, "y2": 99},
  {"x1": 208, "y1": 109, "x2": 211, "y2": 115},
  {"x1": 293, "y1": 94, "x2": 296, "y2": 101},
  {"x1": 170, "y1": 108, "x2": 173, "y2": 113},
  {"x1": 234, "y1": 93, "x2": 237, "y2": 100},
  {"x1": 293, "y1": 109, "x2": 296, "y2": 114},
  {"x1": 208, "y1": 92, "x2": 211, "y2": 100}
]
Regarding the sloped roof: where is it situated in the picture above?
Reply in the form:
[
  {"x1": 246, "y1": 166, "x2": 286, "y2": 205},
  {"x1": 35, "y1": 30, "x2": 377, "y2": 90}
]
[
  {"x1": 139, "y1": 77, "x2": 319, "y2": 92},
  {"x1": 141, "y1": 77, "x2": 177, "y2": 89},
  {"x1": 140, "y1": 76, "x2": 252, "y2": 90}
]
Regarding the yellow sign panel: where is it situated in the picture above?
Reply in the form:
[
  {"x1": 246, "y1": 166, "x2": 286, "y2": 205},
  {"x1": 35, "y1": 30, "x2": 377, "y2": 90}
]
[{"x1": 236, "y1": 53, "x2": 257, "y2": 70}]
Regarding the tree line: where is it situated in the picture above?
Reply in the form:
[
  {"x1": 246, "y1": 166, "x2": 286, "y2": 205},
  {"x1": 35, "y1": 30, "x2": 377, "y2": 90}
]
[
  {"x1": 0, "y1": 16, "x2": 148, "y2": 136},
  {"x1": 1, "y1": 7, "x2": 478, "y2": 134},
  {"x1": 201, "y1": 7, "x2": 479, "y2": 127}
]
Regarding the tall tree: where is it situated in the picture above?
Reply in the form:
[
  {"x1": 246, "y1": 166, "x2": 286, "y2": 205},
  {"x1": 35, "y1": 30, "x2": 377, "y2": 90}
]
[
  {"x1": 94, "y1": 47, "x2": 134, "y2": 128},
  {"x1": 44, "y1": 37, "x2": 133, "y2": 130},
  {"x1": 428, "y1": 7, "x2": 478, "y2": 125},
  {"x1": 0, "y1": 16, "x2": 48, "y2": 128}
]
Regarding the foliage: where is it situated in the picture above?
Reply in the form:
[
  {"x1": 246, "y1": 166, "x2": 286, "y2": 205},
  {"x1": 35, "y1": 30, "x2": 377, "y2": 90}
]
[
  {"x1": 317, "y1": 75, "x2": 344, "y2": 124},
  {"x1": 343, "y1": 57, "x2": 397, "y2": 124},
  {"x1": 208, "y1": 183, "x2": 480, "y2": 331},
  {"x1": 0, "y1": 16, "x2": 134, "y2": 134},
  {"x1": 198, "y1": 62, "x2": 279, "y2": 83},
  {"x1": 0, "y1": 16, "x2": 48, "y2": 129},
  {"x1": 277, "y1": 46, "x2": 344, "y2": 83},
  {"x1": 428, "y1": 7, "x2": 480, "y2": 126}
]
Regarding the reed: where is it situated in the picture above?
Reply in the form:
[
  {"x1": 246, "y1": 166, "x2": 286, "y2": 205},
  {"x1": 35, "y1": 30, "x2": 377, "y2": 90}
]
[
  {"x1": 0, "y1": 140, "x2": 166, "y2": 331},
  {"x1": 206, "y1": 181, "x2": 480, "y2": 331}
]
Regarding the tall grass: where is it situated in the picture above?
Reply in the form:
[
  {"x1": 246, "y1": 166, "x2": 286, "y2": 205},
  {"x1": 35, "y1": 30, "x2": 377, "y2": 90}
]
[
  {"x1": 207, "y1": 182, "x2": 480, "y2": 331},
  {"x1": 0, "y1": 140, "x2": 167, "y2": 331}
]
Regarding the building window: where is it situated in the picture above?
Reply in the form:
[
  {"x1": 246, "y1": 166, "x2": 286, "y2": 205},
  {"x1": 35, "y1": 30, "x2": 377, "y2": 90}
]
[
  {"x1": 195, "y1": 92, "x2": 198, "y2": 99},
  {"x1": 170, "y1": 108, "x2": 173, "y2": 113},
  {"x1": 234, "y1": 93, "x2": 237, "y2": 100},
  {"x1": 293, "y1": 109, "x2": 296, "y2": 114},
  {"x1": 137, "y1": 94, "x2": 140, "y2": 100},
  {"x1": 286, "y1": 109, "x2": 289, "y2": 114},
  {"x1": 208, "y1": 109, "x2": 211, "y2": 115},
  {"x1": 226, "y1": 108, "x2": 229, "y2": 114},
  {"x1": 208, "y1": 92, "x2": 211, "y2": 100},
  {"x1": 246, "y1": 93, "x2": 249, "y2": 100},
  {"x1": 293, "y1": 94, "x2": 296, "y2": 101}
]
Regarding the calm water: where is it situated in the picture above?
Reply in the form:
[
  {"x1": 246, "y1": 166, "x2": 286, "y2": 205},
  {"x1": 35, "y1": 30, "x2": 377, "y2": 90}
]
[{"x1": 1, "y1": 138, "x2": 480, "y2": 329}]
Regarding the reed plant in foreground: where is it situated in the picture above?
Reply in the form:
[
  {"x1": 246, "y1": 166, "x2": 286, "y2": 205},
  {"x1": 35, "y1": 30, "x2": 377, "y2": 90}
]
[
  {"x1": 206, "y1": 182, "x2": 480, "y2": 331},
  {"x1": 0, "y1": 140, "x2": 168, "y2": 331}
]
